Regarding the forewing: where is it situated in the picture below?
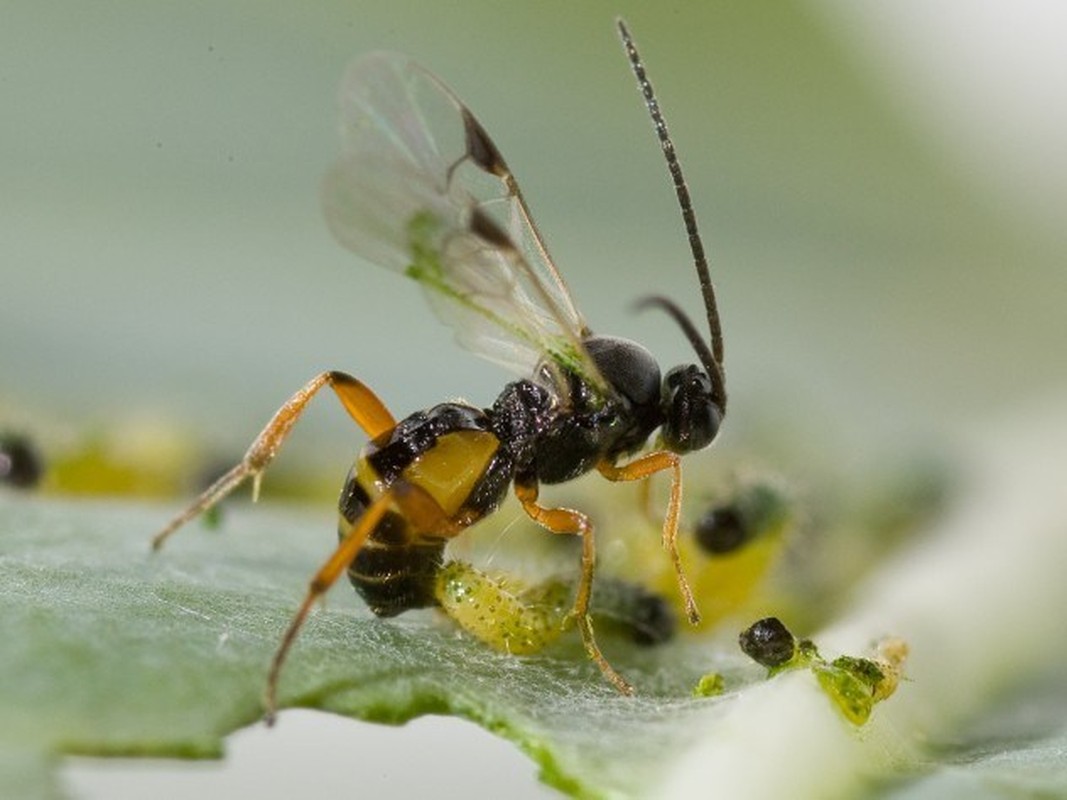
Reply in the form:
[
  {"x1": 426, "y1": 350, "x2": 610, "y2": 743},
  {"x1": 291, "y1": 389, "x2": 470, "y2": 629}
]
[{"x1": 322, "y1": 53, "x2": 607, "y2": 395}]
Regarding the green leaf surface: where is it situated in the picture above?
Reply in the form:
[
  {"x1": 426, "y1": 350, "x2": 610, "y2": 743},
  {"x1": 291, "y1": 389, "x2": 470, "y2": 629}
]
[
  {"x1": 0, "y1": 495, "x2": 750, "y2": 799},
  {"x1": 878, "y1": 677, "x2": 1067, "y2": 800},
  {"x1": 4, "y1": 408, "x2": 1067, "y2": 800}
]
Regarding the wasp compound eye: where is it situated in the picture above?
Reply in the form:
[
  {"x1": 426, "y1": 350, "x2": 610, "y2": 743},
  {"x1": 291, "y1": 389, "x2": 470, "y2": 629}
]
[{"x1": 660, "y1": 364, "x2": 721, "y2": 453}]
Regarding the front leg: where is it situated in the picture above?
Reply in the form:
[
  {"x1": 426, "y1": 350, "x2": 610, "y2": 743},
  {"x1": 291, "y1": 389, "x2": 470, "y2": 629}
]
[
  {"x1": 513, "y1": 479, "x2": 635, "y2": 695},
  {"x1": 598, "y1": 452, "x2": 701, "y2": 625}
]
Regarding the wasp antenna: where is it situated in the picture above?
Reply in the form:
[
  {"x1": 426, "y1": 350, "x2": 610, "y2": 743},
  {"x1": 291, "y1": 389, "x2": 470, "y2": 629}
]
[
  {"x1": 635, "y1": 295, "x2": 726, "y2": 412},
  {"x1": 616, "y1": 19, "x2": 725, "y2": 381}
]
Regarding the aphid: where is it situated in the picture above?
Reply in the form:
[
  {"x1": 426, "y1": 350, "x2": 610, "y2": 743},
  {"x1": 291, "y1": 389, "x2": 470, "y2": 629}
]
[
  {"x1": 694, "y1": 482, "x2": 789, "y2": 556},
  {"x1": 613, "y1": 480, "x2": 791, "y2": 629},
  {"x1": 589, "y1": 575, "x2": 677, "y2": 647},
  {"x1": 0, "y1": 432, "x2": 44, "y2": 490},
  {"x1": 152, "y1": 19, "x2": 727, "y2": 719},
  {"x1": 688, "y1": 481, "x2": 791, "y2": 623},
  {"x1": 435, "y1": 563, "x2": 676, "y2": 654}
]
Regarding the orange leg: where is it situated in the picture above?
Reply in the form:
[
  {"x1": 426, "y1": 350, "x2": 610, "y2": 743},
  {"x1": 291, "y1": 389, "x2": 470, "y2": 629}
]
[
  {"x1": 151, "y1": 371, "x2": 395, "y2": 550},
  {"x1": 263, "y1": 489, "x2": 393, "y2": 724},
  {"x1": 598, "y1": 452, "x2": 701, "y2": 625},
  {"x1": 514, "y1": 480, "x2": 634, "y2": 696}
]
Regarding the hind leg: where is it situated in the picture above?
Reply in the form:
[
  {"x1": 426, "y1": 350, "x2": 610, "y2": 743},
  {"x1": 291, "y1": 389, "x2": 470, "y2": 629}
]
[
  {"x1": 262, "y1": 489, "x2": 395, "y2": 723},
  {"x1": 151, "y1": 371, "x2": 395, "y2": 550}
]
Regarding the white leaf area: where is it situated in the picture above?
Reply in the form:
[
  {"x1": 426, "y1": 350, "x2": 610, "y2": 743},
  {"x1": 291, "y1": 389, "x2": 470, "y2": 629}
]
[{"x1": 659, "y1": 398, "x2": 1067, "y2": 799}]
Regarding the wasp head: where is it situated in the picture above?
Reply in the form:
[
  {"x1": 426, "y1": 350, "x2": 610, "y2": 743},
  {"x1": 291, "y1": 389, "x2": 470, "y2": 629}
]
[
  {"x1": 660, "y1": 363, "x2": 721, "y2": 453},
  {"x1": 636, "y1": 295, "x2": 727, "y2": 455}
]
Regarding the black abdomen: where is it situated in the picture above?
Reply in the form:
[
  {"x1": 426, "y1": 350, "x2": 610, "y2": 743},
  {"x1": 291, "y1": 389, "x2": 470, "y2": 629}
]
[
  {"x1": 336, "y1": 400, "x2": 516, "y2": 618},
  {"x1": 338, "y1": 469, "x2": 444, "y2": 617}
]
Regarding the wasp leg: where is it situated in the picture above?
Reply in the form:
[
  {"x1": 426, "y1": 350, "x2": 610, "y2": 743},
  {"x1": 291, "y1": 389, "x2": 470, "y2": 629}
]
[
  {"x1": 598, "y1": 453, "x2": 701, "y2": 625},
  {"x1": 151, "y1": 371, "x2": 395, "y2": 550},
  {"x1": 434, "y1": 561, "x2": 571, "y2": 655},
  {"x1": 263, "y1": 488, "x2": 394, "y2": 724},
  {"x1": 514, "y1": 480, "x2": 635, "y2": 695}
]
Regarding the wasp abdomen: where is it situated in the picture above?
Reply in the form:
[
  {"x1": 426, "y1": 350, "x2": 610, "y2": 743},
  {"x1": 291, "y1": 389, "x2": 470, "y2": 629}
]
[
  {"x1": 338, "y1": 469, "x2": 445, "y2": 617},
  {"x1": 337, "y1": 401, "x2": 512, "y2": 618}
]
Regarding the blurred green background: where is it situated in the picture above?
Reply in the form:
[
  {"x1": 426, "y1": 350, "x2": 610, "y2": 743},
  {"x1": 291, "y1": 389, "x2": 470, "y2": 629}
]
[
  {"x1": 4, "y1": 0, "x2": 1064, "y2": 479},
  {"x1": 3, "y1": 3, "x2": 1066, "y2": 798}
]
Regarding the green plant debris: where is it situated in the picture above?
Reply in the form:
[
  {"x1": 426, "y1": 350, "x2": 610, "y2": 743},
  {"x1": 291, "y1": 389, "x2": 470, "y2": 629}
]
[
  {"x1": 736, "y1": 616, "x2": 907, "y2": 725},
  {"x1": 692, "y1": 672, "x2": 725, "y2": 698}
]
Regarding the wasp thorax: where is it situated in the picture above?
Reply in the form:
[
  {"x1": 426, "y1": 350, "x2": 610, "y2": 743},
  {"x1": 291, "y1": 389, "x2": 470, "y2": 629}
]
[
  {"x1": 660, "y1": 364, "x2": 721, "y2": 453},
  {"x1": 584, "y1": 335, "x2": 661, "y2": 410}
]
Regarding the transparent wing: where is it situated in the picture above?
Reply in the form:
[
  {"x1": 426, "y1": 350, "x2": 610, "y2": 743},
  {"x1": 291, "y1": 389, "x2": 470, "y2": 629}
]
[{"x1": 321, "y1": 52, "x2": 609, "y2": 397}]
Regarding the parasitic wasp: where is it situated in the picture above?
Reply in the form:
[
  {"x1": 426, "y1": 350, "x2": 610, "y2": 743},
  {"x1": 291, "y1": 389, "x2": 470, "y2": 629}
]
[{"x1": 152, "y1": 19, "x2": 727, "y2": 720}]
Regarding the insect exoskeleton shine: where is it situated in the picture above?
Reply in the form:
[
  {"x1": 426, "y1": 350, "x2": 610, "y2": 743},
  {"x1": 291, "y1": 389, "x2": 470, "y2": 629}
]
[{"x1": 151, "y1": 19, "x2": 728, "y2": 722}]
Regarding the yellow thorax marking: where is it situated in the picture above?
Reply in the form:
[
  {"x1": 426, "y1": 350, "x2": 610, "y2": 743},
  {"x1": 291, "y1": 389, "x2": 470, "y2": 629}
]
[{"x1": 402, "y1": 430, "x2": 499, "y2": 517}]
